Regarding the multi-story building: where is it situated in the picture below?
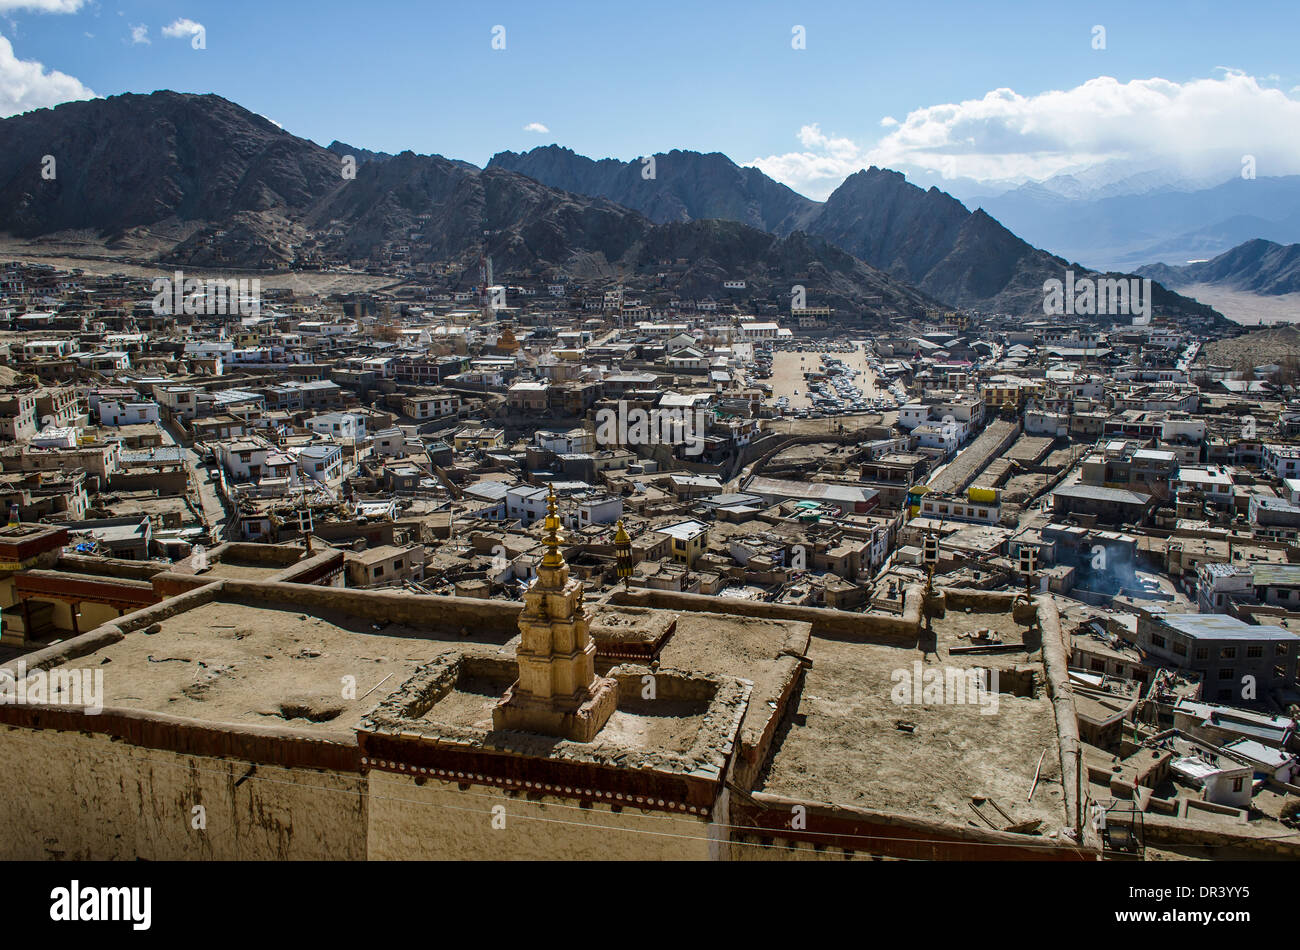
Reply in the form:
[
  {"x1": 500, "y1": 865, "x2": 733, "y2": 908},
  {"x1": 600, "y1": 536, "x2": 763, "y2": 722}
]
[
  {"x1": 306, "y1": 412, "x2": 367, "y2": 442},
  {"x1": 297, "y1": 443, "x2": 344, "y2": 486},
  {"x1": 0, "y1": 389, "x2": 38, "y2": 442},
  {"x1": 1136, "y1": 612, "x2": 1300, "y2": 706},
  {"x1": 400, "y1": 392, "x2": 460, "y2": 422}
]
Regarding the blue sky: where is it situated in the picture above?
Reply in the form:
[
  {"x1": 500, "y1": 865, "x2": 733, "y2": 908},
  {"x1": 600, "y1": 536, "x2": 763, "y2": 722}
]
[{"x1": 3, "y1": 0, "x2": 1300, "y2": 197}]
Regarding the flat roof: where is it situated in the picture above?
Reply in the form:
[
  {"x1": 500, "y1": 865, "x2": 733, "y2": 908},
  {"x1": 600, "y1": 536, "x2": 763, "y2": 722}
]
[
  {"x1": 757, "y1": 607, "x2": 1066, "y2": 827},
  {"x1": 749, "y1": 477, "x2": 877, "y2": 505},
  {"x1": 1054, "y1": 484, "x2": 1151, "y2": 505},
  {"x1": 1180, "y1": 467, "x2": 1233, "y2": 484},
  {"x1": 1251, "y1": 564, "x2": 1300, "y2": 587},
  {"x1": 1156, "y1": 613, "x2": 1300, "y2": 642},
  {"x1": 657, "y1": 520, "x2": 709, "y2": 541},
  {"x1": 1173, "y1": 756, "x2": 1225, "y2": 780},
  {"x1": 46, "y1": 594, "x2": 516, "y2": 737},
  {"x1": 464, "y1": 481, "x2": 509, "y2": 500},
  {"x1": 1222, "y1": 738, "x2": 1293, "y2": 767},
  {"x1": 350, "y1": 544, "x2": 417, "y2": 564}
]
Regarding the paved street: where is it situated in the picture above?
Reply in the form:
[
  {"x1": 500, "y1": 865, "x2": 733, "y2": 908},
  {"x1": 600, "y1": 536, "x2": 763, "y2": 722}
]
[{"x1": 157, "y1": 419, "x2": 228, "y2": 538}]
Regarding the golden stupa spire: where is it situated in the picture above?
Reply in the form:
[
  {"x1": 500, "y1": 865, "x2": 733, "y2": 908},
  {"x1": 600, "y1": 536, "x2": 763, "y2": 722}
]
[
  {"x1": 614, "y1": 518, "x2": 633, "y2": 582},
  {"x1": 541, "y1": 483, "x2": 564, "y2": 569}
]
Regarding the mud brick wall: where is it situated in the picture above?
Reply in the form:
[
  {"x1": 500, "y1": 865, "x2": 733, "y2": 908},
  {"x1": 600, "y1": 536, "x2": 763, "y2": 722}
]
[
  {"x1": 609, "y1": 584, "x2": 924, "y2": 642},
  {"x1": 0, "y1": 725, "x2": 365, "y2": 860},
  {"x1": 217, "y1": 579, "x2": 525, "y2": 642}
]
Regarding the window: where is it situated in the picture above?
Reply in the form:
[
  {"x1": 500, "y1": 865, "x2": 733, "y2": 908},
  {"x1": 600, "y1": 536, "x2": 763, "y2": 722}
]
[
  {"x1": 1232, "y1": 777, "x2": 1244, "y2": 793},
  {"x1": 1219, "y1": 668, "x2": 1234, "y2": 680},
  {"x1": 1174, "y1": 640, "x2": 1187, "y2": 656},
  {"x1": 1247, "y1": 645, "x2": 1263, "y2": 659},
  {"x1": 1196, "y1": 647, "x2": 1209, "y2": 660},
  {"x1": 1278, "y1": 643, "x2": 1291, "y2": 657},
  {"x1": 1151, "y1": 634, "x2": 1166, "y2": 648},
  {"x1": 1222, "y1": 646, "x2": 1236, "y2": 659}
]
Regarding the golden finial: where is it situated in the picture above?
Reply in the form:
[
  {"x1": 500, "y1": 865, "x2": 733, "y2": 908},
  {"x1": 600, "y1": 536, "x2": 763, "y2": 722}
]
[
  {"x1": 613, "y1": 519, "x2": 630, "y2": 545},
  {"x1": 542, "y1": 483, "x2": 564, "y2": 568}
]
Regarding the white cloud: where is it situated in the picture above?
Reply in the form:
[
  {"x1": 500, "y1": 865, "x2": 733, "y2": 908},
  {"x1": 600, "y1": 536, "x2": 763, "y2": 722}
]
[
  {"x1": 162, "y1": 18, "x2": 204, "y2": 39},
  {"x1": 523, "y1": 122, "x2": 549, "y2": 133},
  {"x1": 129, "y1": 24, "x2": 149, "y2": 45},
  {"x1": 749, "y1": 71, "x2": 1300, "y2": 199},
  {"x1": 751, "y1": 124, "x2": 865, "y2": 200},
  {"x1": 0, "y1": 0, "x2": 86, "y2": 12},
  {"x1": 0, "y1": 32, "x2": 94, "y2": 117}
]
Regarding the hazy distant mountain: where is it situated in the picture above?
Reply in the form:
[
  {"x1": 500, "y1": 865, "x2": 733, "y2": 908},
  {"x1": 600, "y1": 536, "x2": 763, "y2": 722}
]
[
  {"x1": 0, "y1": 92, "x2": 940, "y2": 318},
  {"x1": 1123, "y1": 213, "x2": 1300, "y2": 269},
  {"x1": 976, "y1": 175, "x2": 1300, "y2": 271},
  {"x1": 489, "y1": 145, "x2": 821, "y2": 234},
  {"x1": 1139, "y1": 238, "x2": 1300, "y2": 296},
  {"x1": 969, "y1": 163, "x2": 1222, "y2": 205}
]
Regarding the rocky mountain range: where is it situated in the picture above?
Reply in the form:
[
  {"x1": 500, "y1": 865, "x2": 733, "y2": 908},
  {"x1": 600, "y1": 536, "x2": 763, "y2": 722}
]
[
  {"x1": 326, "y1": 140, "x2": 396, "y2": 166},
  {"x1": 809, "y1": 167, "x2": 1077, "y2": 313},
  {"x1": 489, "y1": 145, "x2": 821, "y2": 234},
  {"x1": 489, "y1": 146, "x2": 1219, "y2": 318},
  {"x1": 0, "y1": 92, "x2": 338, "y2": 236},
  {"x1": 0, "y1": 92, "x2": 938, "y2": 317},
  {"x1": 1140, "y1": 238, "x2": 1300, "y2": 296},
  {"x1": 0, "y1": 90, "x2": 1221, "y2": 322}
]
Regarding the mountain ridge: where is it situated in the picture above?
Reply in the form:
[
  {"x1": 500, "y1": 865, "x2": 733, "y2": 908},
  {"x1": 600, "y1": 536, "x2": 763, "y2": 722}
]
[
  {"x1": 489, "y1": 145, "x2": 822, "y2": 234},
  {"x1": 1139, "y1": 238, "x2": 1300, "y2": 296},
  {"x1": 0, "y1": 90, "x2": 1220, "y2": 322},
  {"x1": 494, "y1": 145, "x2": 1220, "y2": 318}
]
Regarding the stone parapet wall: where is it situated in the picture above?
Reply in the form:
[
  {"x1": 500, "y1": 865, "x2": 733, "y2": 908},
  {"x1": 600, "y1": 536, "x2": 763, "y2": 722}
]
[
  {"x1": 727, "y1": 790, "x2": 1093, "y2": 861},
  {"x1": 609, "y1": 584, "x2": 924, "y2": 642}
]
